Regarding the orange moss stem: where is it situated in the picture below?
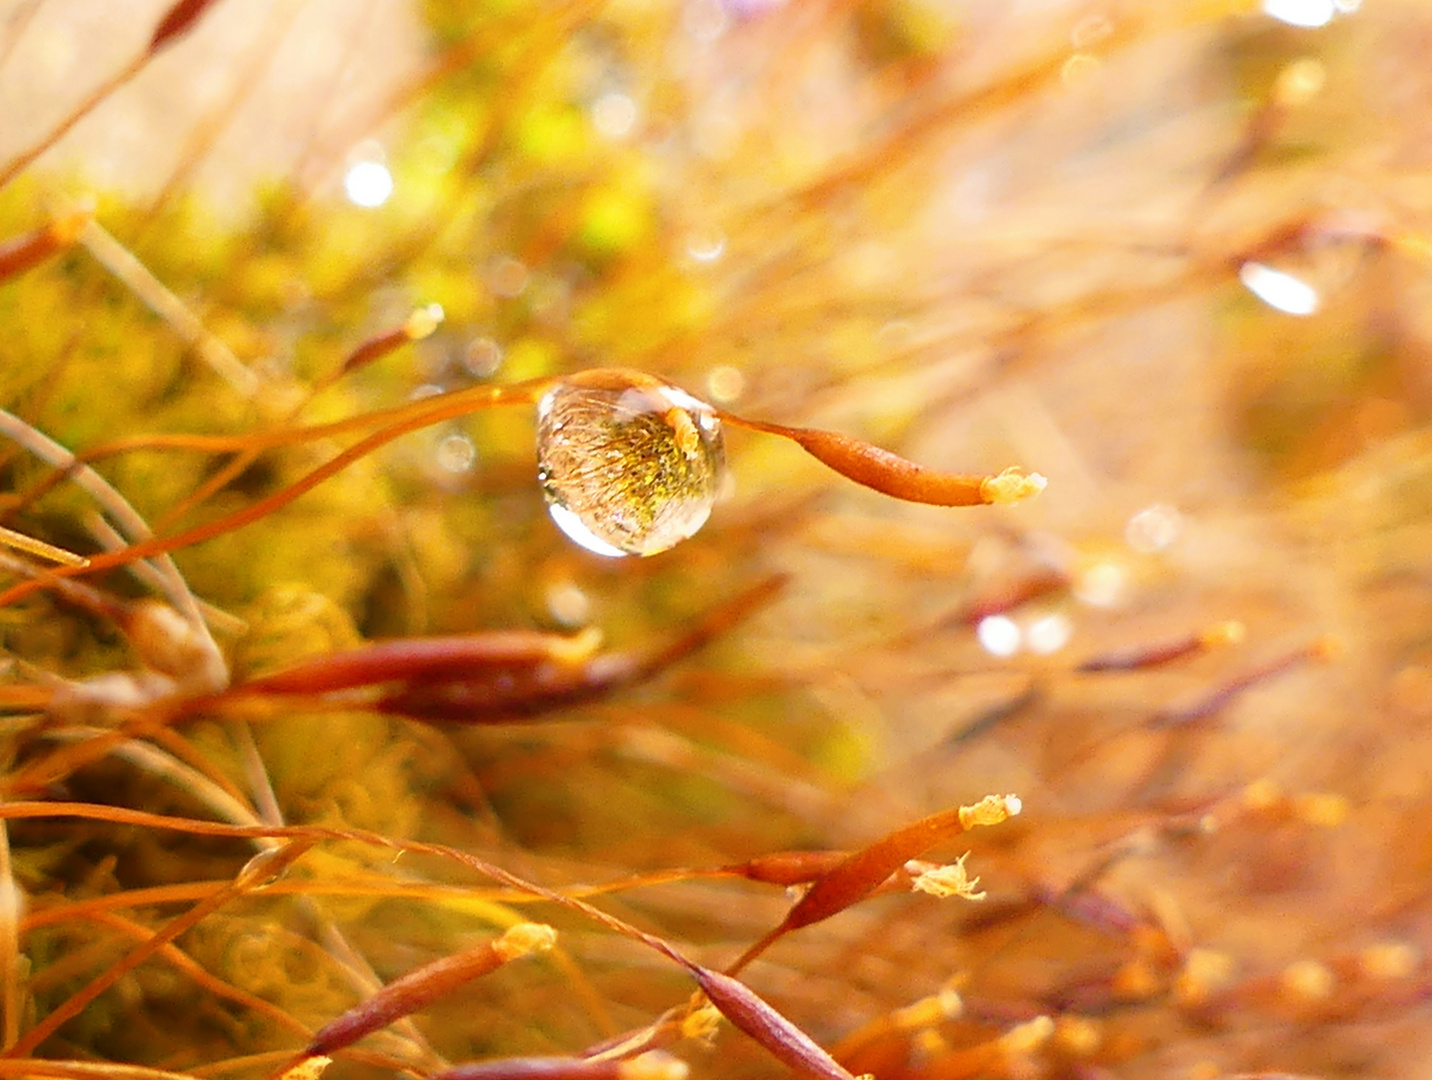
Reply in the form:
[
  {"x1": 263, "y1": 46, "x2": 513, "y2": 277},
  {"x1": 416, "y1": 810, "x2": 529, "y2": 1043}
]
[
  {"x1": 296, "y1": 923, "x2": 555, "y2": 1064},
  {"x1": 721, "y1": 412, "x2": 1045, "y2": 507},
  {"x1": 0, "y1": 208, "x2": 92, "y2": 283},
  {"x1": 728, "y1": 794, "x2": 1022, "y2": 975}
]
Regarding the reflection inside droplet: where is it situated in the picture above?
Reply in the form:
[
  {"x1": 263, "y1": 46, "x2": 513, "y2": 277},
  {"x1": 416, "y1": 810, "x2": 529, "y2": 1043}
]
[{"x1": 537, "y1": 371, "x2": 725, "y2": 557}]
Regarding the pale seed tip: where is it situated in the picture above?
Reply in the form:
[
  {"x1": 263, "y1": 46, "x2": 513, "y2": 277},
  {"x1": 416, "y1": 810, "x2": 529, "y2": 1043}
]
[
  {"x1": 618, "y1": 1052, "x2": 690, "y2": 1080},
  {"x1": 958, "y1": 793, "x2": 1021, "y2": 828},
  {"x1": 279, "y1": 1056, "x2": 332, "y2": 1080},
  {"x1": 549, "y1": 625, "x2": 604, "y2": 664},
  {"x1": 1201, "y1": 620, "x2": 1246, "y2": 647},
  {"x1": 1000, "y1": 1015, "x2": 1055, "y2": 1055},
  {"x1": 911, "y1": 854, "x2": 986, "y2": 901},
  {"x1": 405, "y1": 303, "x2": 445, "y2": 340},
  {"x1": 495, "y1": 921, "x2": 557, "y2": 960},
  {"x1": 982, "y1": 468, "x2": 1047, "y2": 505}
]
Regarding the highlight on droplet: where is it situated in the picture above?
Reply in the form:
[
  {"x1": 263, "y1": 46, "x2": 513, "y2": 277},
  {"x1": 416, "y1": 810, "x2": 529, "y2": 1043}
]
[
  {"x1": 536, "y1": 372, "x2": 726, "y2": 557},
  {"x1": 1239, "y1": 261, "x2": 1320, "y2": 316},
  {"x1": 1262, "y1": 0, "x2": 1335, "y2": 27}
]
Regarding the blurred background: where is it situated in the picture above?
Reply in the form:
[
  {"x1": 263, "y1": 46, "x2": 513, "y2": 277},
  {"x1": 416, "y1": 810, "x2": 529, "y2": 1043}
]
[{"x1": 3, "y1": 1, "x2": 1432, "y2": 1078}]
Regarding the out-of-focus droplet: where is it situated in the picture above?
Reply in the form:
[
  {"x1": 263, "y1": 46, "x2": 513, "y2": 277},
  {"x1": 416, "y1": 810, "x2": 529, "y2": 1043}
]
[
  {"x1": 1074, "y1": 559, "x2": 1128, "y2": 608},
  {"x1": 977, "y1": 614, "x2": 1021, "y2": 657},
  {"x1": 1239, "y1": 261, "x2": 1320, "y2": 316},
  {"x1": 463, "y1": 336, "x2": 504, "y2": 377},
  {"x1": 1124, "y1": 503, "x2": 1183, "y2": 554},
  {"x1": 1061, "y1": 53, "x2": 1100, "y2": 86},
  {"x1": 344, "y1": 160, "x2": 393, "y2": 208},
  {"x1": 537, "y1": 371, "x2": 725, "y2": 557},
  {"x1": 545, "y1": 580, "x2": 592, "y2": 627},
  {"x1": 1026, "y1": 613, "x2": 1072, "y2": 655},
  {"x1": 684, "y1": 0, "x2": 730, "y2": 42},
  {"x1": 686, "y1": 228, "x2": 726, "y2": 262},
  {"x1": 706, "y1": 365, "x2": 745, "y2": 403},
  {"x1": 487, "y1": 255, "x2": 529, "y2": 298},
  {"x1": 1274, "y1": 57, "x2": 1326, "y2": 107},
  {"x1": 1262, "y1": 0, "x2": 1334, "y2": 28},
  {"x1": 435, "y1": 432, "x2": 476, "y2": 474},
  {"x1": 592, "y1": 92, "x2": 638, "y2": 140}
]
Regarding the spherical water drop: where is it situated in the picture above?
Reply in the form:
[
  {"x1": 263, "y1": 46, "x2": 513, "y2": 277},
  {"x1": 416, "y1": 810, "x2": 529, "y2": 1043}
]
[{"x1": 536, "y1": 370, "x2": 725, "y2": 557}]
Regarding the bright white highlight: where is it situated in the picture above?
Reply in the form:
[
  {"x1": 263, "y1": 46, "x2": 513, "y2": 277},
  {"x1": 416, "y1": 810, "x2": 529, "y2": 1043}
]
[
  {"x1": 1239, "y1": 261, "x2": 1320, "y2": 316},
  {"x1": 977, "y1": 615, "x2": 1021, "y2": 658},
  {"x1": 344, "y1": 161, "x2": 393, "y2": 208},
  {"x1": 547, "y1": 503, "x2": 629, "y2": 558},
  {"x1": 1262, "y1": 0, "x2": 1335, "y2": 27}
]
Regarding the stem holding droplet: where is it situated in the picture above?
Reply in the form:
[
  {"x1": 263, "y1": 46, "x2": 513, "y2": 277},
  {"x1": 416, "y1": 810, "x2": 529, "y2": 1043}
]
[{"x1": 720, "y1": 413, "x2": 1045, "y2": 508}]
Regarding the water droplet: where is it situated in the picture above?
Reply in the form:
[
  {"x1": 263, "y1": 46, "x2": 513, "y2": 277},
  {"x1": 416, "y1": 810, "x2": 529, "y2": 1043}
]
[
  {"x1": 537, "y1": 371, "x2": 725, "y2": 557},
  {"x1": 463, "y1": 336, "x2": 504, "y2": 377},
  {"x1": 1074, "y1": 559, "x2": 1128, "y2": 608},
  {"x1": 487, "y1": 255, "x2": 529, "y2": 298},
  {"x1": 1026, "y1": 613, "x2": 1072, "y2": 655},
  {"x1": 1125, "y1": 503, "x2": 1183, "y2": 553},
  {"x1": 592, "y1": 92, "x2": 638, "y2": 140},
  {"x1": 706, "y1": 365, "x2": 745, "y2": 403},
  {"x1": 545, "y1": 580, "x2": 592, "y2": 626},
  {"x1": 684, "y1": 0, "x2": 730, "y2": 42},
  {"x1": 686, "y1": 228, "x2": 726, "y2": 262},
  {"x1": 435, "y1": 432, "x2": 476, "y2": 474}
]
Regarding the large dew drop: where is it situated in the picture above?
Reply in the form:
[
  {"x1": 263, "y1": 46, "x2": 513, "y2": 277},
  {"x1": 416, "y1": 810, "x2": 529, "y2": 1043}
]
[{"x1": 536, "y1": 370, "x2": 725, "y2": 557}]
